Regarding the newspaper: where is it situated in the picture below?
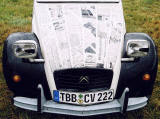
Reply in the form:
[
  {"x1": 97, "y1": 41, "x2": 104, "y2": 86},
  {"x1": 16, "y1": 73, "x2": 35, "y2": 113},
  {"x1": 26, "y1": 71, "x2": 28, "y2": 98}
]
[{"x1": 38, "y1": 3, "x2": 123, "y2": 71}]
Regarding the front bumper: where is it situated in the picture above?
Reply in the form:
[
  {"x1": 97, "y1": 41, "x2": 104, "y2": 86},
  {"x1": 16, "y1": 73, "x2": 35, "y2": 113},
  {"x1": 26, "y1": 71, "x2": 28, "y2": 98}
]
[{"x1": 13, "y1": 85, "x2": 148, "y2": 116}]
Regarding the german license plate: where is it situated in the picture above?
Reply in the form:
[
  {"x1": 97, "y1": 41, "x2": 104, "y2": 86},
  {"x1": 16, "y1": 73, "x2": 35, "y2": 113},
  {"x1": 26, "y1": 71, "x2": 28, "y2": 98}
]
[{"x1": 53, "y1": 90, "x2": 114, "y2": 105}]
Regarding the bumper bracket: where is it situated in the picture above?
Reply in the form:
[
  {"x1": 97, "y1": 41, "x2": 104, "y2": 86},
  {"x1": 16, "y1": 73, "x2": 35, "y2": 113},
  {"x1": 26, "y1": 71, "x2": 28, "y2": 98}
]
[
  {"x1": 118, "y1": 88, "x2": 129, "y2": 114},
  {"x1": 37, "y1": 84, "x2": 46, "y2": 113}
]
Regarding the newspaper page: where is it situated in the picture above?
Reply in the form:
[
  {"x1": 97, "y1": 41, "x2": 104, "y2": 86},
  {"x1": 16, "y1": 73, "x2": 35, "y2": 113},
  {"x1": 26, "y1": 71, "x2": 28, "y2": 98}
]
[
  {"x1": 97, "y1": 5, "x2": 111, "y2": 68},
  {"x1": 64, "y1": 5, "x2": 85, "y2": 68},
  {"x1": 36, "y1": 4, "x2": 63, "y2": 71},
  {"x1": 48, "y1": 5, "x2": 72, "y2": 70},
  {"x1": 81, "y1": 5, "x2": 98, "y2": 67},
  {"x1": 106, "y1": 5, "x2": 123, "y2": 69}
]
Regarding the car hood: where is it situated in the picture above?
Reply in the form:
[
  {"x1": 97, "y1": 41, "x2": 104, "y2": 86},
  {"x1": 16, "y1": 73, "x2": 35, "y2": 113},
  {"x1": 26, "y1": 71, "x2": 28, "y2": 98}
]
[{"x1": 33, "y1": 2, "x2": 126, "y2": 71}]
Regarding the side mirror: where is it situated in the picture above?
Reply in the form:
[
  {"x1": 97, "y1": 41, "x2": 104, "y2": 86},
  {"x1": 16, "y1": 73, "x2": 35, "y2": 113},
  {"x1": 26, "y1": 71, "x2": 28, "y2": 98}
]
[
  {"x1": 13, "y1": 40, "x2": 38, "y2": 58},
  {"x1": 126, "y1": 40, "x2": 150, "y2": 58}
]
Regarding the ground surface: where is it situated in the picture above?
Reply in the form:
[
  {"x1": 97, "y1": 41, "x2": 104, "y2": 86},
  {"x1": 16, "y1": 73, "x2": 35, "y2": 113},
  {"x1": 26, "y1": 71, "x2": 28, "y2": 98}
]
[{"x1": 0, "y1": 0, "x2": 160, "y2": 118}]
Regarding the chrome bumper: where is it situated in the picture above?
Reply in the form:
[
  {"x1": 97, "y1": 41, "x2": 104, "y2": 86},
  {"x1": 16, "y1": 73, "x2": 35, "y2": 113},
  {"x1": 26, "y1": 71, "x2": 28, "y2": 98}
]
[{"x1": 13, "y1": 85, "x2": 148, "y2": 116}]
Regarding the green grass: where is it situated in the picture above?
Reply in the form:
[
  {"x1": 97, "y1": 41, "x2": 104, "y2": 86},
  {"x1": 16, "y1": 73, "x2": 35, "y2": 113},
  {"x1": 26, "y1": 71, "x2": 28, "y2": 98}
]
[{"x1": 0, "y1": 0, "x2": 160, "y2": 118}]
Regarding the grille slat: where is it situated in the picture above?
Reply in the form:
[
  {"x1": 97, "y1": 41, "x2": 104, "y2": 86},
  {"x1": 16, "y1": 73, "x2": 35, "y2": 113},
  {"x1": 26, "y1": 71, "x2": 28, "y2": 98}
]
[
  {"x1": 58, "y1": 80, "x2": 110, "y2": 85},
  {"x1": 54, "y1": 68, "x2": 113, "y2": 92}
]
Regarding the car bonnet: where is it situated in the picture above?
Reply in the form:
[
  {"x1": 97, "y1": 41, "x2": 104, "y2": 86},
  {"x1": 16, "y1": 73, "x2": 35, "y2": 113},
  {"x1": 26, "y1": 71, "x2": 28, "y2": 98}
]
[{"x1": 33, "y1": 1, "x2": 125, "y2": 71}]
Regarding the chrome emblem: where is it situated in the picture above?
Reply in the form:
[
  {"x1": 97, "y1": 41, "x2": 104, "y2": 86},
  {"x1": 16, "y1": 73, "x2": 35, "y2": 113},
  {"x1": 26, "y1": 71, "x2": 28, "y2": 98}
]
[{"x1": 79, "y1": 76, "x2": 89, "y2": 83}]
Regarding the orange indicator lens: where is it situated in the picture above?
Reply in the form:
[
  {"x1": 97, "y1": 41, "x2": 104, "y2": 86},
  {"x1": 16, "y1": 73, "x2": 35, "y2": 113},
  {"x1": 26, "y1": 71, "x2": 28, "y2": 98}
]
[
  {"x1": 143, "y1": 74, "x2": 150, "y2": 81},
  {"x1": 13, "y1": 75, "x2": 21, "y2": 83}
]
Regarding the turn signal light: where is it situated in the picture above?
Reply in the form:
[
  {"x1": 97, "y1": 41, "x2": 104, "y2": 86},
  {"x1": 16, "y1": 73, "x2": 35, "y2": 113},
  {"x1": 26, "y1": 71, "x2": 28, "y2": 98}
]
[
  {"x1": 13, "y1": 75, "x2": 21, "y2": 83},
  {"x1": 143, "y1": 74, "x2": 150, "y2": 81}
]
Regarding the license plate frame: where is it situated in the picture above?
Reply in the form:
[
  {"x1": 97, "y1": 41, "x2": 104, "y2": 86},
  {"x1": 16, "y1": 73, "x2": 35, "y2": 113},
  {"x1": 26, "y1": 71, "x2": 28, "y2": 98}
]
[{"x1": 53, "y1": 89, "x2": 114, "y2": 105}]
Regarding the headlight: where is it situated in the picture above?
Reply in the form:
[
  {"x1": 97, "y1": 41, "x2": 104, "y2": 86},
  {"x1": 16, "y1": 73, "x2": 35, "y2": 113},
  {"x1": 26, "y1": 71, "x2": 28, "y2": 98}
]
[
  {"x1": 126, "y1": 40, "x2": 150, "y2": 57},
  {"x1": 13, "y1": 40, "x2": 38, "y2": 58}
]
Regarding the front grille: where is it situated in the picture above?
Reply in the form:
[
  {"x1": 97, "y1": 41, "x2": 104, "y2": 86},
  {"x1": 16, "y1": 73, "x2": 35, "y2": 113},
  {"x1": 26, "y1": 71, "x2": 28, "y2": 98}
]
[{"x1": 54, "y1": 68, "x2": 113, "y2": 92}]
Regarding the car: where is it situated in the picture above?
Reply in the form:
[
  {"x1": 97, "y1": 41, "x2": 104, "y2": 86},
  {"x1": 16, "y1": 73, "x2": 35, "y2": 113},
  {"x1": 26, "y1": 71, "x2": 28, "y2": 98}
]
[{"x1": 2, "y1": 0, "x2": 158, "y2": 117}]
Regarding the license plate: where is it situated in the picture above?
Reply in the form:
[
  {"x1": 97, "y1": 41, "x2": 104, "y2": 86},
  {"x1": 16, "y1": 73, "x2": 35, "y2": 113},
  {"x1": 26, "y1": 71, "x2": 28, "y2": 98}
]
[{"x1": 53, "y1": 90, "x2": 114, "y2": 105}]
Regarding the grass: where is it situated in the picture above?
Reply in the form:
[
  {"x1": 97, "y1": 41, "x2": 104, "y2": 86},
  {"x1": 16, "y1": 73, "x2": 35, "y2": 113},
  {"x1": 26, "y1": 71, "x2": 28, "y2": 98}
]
[{"x1": 0, "y1": 0, "x2": 160, "y2": 118}]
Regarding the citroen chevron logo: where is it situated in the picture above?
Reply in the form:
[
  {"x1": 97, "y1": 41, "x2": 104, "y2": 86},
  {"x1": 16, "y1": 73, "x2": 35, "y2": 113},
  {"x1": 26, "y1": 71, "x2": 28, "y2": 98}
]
[{"x1": 79, "y1": 76, "x2": 89, "y2": 84}]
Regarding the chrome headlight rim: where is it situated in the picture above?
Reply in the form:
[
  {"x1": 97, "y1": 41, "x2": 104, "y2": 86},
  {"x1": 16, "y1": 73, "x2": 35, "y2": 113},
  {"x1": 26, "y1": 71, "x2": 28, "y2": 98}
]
[
  {"x1": 126, "y1": 39, "x2": 150, "y2": 58},
  {"x1": 13, "y1": 40, "x2": 38, "y2": 58}
]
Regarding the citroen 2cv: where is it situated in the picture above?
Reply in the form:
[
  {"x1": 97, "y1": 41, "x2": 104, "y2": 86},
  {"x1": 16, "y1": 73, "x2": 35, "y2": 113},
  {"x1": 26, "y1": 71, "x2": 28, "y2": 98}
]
[{"x1": 2, "y1": 0, "x2": 158, "y2": 116}]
